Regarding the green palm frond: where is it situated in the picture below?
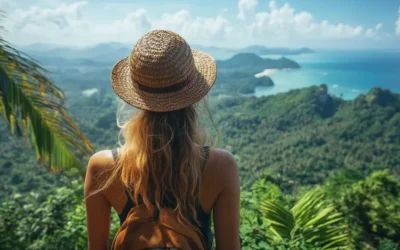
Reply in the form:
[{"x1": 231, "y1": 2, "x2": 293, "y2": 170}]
[
  {"x1": 0, "y1": 17, "x2": 93, "y2": 178},
  {"x1": 260, "y1": 200, "x2": 294, "y2": 240},
  {"x1": 260, "y1": 187, "x2": 352, "y2": 249}
]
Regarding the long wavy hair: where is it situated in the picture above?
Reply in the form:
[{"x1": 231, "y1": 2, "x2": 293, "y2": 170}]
[{"x1": 98, "y1": 101, "x2": 216, "y2": 226}]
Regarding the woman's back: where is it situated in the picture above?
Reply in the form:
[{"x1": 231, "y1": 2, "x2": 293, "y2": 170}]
[
  {"x1": 84, "y1": 30, "x2": 240, "y2": 250},
  {"x1": 85, "y1": 147, "x2": 239, "y2": 250}
]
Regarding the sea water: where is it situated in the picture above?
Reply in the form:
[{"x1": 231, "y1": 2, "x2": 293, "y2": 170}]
[{"x1": 255, "y1": 50, "x2": 400, "y2": 100}]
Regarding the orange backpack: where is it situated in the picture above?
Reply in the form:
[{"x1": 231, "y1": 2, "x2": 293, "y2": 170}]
[
  {"x1": 111, "y1": 149, "x2": 207, "y2": 250},
  {"x1": 111, "y1": 204, "x2": 206, "y2": 250}
]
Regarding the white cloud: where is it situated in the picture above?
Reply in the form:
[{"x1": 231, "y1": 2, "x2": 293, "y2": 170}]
[
  {"x1": 396, "y1": 7, "x2": 400, "y2": 36},
  {"x1": 237, "y1": 0, "x2": 258, "y2": 20},
  {"x1": 95, "y1": 9, "x2": 151, "y2": 43},
  {"x1": 0, "y1": 0, "x2": 17, "y2": 12},
  {"x1": 365, "y1": 23, "x2": 382, "y2": 38},
  {"x1": 249, "y1": 1, "x2": 367, "y2": 41},
  {"x1": 5, "y1": 1, "x2": 152, "y2": 46},
  {"x1": 13, "y1": 1, "x2": 87, "y2": 30},
  {"x1": 156, "y1": 10, "x2": 232, "y2": 41},
  {"x1": 5, "y1": 2, "x2": 231, "y2": 46},
  {"x1": 3, "y1": 0, "x2": 398, "y2": 48},
  {"x1": 38, "y1": 0, "x2": 61, "y2": 6},
  {"x1": 4, "y1": 1, "x2": 93, "y2": 46}
]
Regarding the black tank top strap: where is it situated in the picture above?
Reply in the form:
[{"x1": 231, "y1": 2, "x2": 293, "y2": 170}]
[
  {"x1": 119, "y1": 190, "x2": 135, "y2": 224},
  {"x1": 111, "y1": 148, "x2": 133, "y2": 224},
  {"x1": 111, "y1": 148, "x2": 119, "y2": 162},
  {"x1": 201, "y1": 146, "x2": 210, "y2": 173}
]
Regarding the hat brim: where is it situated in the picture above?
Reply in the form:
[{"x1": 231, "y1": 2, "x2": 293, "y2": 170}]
[{"x1": 111, "y1": 49, "x2": 217, "y2": 112}]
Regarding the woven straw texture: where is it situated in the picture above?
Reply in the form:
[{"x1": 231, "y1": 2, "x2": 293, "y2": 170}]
[{"x1": 111, "y1": 30, "x2": 217, "y2": 112}]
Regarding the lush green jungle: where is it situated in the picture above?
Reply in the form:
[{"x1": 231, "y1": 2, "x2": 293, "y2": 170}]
[{"x1": 1, "y1": 51, "x2": 400, "y2": 250}]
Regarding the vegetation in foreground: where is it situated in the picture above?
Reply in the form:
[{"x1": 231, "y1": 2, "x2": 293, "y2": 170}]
[{"x1": 0, "y1": 27, "x2": 93, "y2": 177}]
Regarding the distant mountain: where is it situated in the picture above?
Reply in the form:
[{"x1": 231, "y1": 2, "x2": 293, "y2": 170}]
[
  {"x1": 191, "y1": 45, "x2": 235, "y2": 59},
  {"x1": 21, "y1": 43, "x2": 314, "y2": 61},
  {"x1": 18, "y1": 43, "x2": 60, "y2": 52},
  {"x1": 217, "y1": 53, "x2": 300, "y2": 70},
  {"x1": 239, "y1": 45, "x2": 314, "y2": 55},
  {"x1": 22, "y1": 42, "x2": 131, "y2": 62},
  {"x1": 31, "y1": 55, "x2": 111, "y2": 68}
]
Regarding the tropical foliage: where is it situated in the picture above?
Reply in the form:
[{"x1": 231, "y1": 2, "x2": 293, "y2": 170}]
[
  {"x1": 0, "y1": 179, "x2": 120, "y2": 250},
  {"x1": 1, "y1": 44, "x2": 400, "y2": 249},
  {"x1": 326, "y1": 170, "x2": 400, "y2": 249},
  {"x1": 260, "y1": 187, "x2": 349, "y2": 249},
  {"x1": 0, "y1": 17, "x2": 93, "y2": 177}
]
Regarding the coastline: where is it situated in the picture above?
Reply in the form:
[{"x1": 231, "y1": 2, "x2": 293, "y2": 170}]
[
  {"x1": 254, "y1": 68, "x2": 279, "y2": 78},
  {"x1": 254, "y1": 68, "x2": 293, "y2": 78}
]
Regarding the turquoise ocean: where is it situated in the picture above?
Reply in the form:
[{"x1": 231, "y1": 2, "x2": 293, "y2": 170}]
[{"x1": 255, "y1": 50, "x2": 400, "y2": 100}]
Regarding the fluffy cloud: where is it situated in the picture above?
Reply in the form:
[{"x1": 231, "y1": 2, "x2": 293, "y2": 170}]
[
  {"x1": 396, "y1": 7, "x2": 400, "y2": 36},
  {"x1": 13, "y1": 1, "x2": 87, "y2": 30},
  {"x1": 4, "y1": 0, "x2": 397, "y2": 47},
  {"x1": 156, "y1": 10, "x2": 232, "y2": 41},
  {"x1": 237, "y1": 0, "x2": 258, "y2": 20},
  {"x1": 248, "y1": 1, "x2": 366, "y2": 41},
  {"x1": 0, "y1": 0, "x2": 17, "y2": 12},
  {"x1": 4, "y1": 1, "x2": 231, "y2": 46},
  {"x1": 4, "y1": 1, "x2": 152, "y2": 45},
  {"x1": 365, "y1": 23, "x2": 383, "y2": 38},
  {"x1": 3, "y1": 1, "x2": 92, "y2": 46},
  {"x1": 94, "y1": 9, "x2": 152, "y2": 43},
  {"x1": 38, "y1": 0, "x2": 61, "y2": 5}
]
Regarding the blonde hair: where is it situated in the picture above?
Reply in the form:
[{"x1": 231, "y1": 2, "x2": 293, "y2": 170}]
[{"x1": 99, "y1": 102, "x2": 216, "y2": 226}]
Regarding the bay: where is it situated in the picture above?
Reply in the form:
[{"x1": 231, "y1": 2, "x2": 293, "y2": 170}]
[{"x1": 256, "y1": 50, "x2": 400, "y2": 99}]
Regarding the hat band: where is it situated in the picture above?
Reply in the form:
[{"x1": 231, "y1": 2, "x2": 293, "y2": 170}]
[{"x1": 137, "y1": 80, "x2": 187, "y2": 94}]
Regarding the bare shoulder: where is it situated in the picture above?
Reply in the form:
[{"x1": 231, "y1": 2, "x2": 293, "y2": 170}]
[
  {"x1": 200, "y1": 148, "x2": 240, "y2": 212},
  {"x1": 85, "y1": 149, "x2": 116, "y2": 188},
  {"x1": 87, "y1": 150, "x2": 115, "y2": 173},
  {"x1": 208, "y1": 148, "x2": 238, "y2": 169},
  {"x1": 206, "y1": 148, "x2": 239, "y2": 187}
]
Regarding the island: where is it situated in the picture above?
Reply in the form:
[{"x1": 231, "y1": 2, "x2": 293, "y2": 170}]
[
  {"x1": 217, "y1": 53, "x2": 300, "y2": 72},
  {"x1": 211, "y1": 53, "x2": 300, "y2": 95}
]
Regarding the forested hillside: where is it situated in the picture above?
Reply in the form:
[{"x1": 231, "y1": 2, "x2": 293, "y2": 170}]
[
  {"x1": 1, "y1": 84, "x2": 400, "y2": 249},
  {"x1": 214, "y1": 86, "x2": 400, "y2": 189}
]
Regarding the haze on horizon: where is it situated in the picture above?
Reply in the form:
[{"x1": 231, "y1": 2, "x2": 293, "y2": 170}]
[{"x1": 1, "y1": 0, "x2": 400, "y2": 50}]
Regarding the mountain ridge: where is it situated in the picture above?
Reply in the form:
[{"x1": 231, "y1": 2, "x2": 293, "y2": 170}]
[{"x1": 20, "y1": 42, "x2": 314, "y2": 61}]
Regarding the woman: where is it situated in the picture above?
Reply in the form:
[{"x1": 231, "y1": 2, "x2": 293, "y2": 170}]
[{"x1": 84, "y1": 30, "x2": 240, "y2": 250}]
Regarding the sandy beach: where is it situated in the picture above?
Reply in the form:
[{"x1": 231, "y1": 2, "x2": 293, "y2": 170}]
[{"x1": 254, "y1": 68, "x2": 279, "y2": 78}]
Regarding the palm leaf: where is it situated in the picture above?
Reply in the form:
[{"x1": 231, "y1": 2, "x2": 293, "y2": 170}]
[
  {"x1": 260, "y1": 200, "x2": 295, "y2": 240},
  {"x1": 0, "y1": 15, "x2": 93, "y2": 178},
  {"x1": 292, "y1": 187, "x2": 326, "y2": 226},
  {"x1": 260, "y1": 187, "x2": 351, "y2": 249}
]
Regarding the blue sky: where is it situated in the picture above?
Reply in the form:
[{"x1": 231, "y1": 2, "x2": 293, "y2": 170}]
[{"x1": 2, "y1": 0, "x2": 400, "y2": 49}]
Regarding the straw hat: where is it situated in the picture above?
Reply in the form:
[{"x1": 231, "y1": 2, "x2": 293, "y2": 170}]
[{"x1": 111, "y1": 30, "x2": 217, "y2": 112}]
